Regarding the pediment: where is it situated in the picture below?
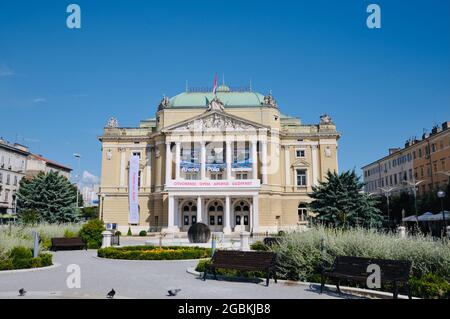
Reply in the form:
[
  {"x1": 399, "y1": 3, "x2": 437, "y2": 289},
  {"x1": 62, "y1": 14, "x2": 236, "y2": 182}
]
[
  {"x1": 162, "y1": 110, "x2": 268, "y2": 133},
  {"x1": 292, "y1": 159, "x2": 310, "y2": 168}
]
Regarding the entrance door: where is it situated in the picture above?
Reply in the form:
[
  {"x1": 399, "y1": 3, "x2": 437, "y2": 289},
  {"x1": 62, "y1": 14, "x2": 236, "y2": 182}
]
[
  {"x1": 207, "y1": 201, "x2": 224, "y2": 232},
  {"x1": 181, "y1": 200, "x2": 197, "y2": 232},
  {"x1": 234, "y1": 201, "x2": 250, "y2": 232}
]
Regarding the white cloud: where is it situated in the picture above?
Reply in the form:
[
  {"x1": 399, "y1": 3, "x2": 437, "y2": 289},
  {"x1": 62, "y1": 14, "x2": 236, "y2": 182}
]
[
  {"x1": 33, "y1": 98, "x2": 46, "y2": 103},
  {"x1": 0, "y1": 64, "x2": 14, "y2": 77},
  {"x1": 81, "y1": 170, "x2": 99, "y2": 185}
]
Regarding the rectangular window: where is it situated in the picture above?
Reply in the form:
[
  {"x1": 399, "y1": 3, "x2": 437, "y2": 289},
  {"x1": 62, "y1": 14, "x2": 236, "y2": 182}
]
[
  {"x1": 5, "y1": 190, "x2": 9, "y2": 202},
  {"x1": 132, "y1": 152, "x2": 141, "y2": 158},
  {"x1": 418, "y1": 149, "x2": 422, "y2": 158},
  {"x1": 235, "y1": 173, "x2": 248, "y2": 180},
  {"x1": 295, "y1": 149, "x2": 305, "y2": 158},
  {"x1": 210, "y1": 173, "x2": 223, "y2": 180},
  {"x1": 14, "y1": 176, "x2": 18, "y2": 186},
  {"x1": 296, "y1": 169, "x2": 307, "y2": 186},
  {"x1": 6, "y1": 174, "x2": 10, "y2": 185}
]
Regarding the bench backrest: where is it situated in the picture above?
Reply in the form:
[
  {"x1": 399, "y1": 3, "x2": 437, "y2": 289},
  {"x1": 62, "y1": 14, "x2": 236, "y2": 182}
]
[
  {"x1": 333, "y1": 256, "x2": 411, "y2": 282},
  {"x1": 263, "y1": 237, "x2": 280, "y2": 247},
  {"x1": 212, "y1": 250, "x2": 276, "y2": 269},
  {"x1": 51, "y1": 237, "x2": 85, "y2": 245}
]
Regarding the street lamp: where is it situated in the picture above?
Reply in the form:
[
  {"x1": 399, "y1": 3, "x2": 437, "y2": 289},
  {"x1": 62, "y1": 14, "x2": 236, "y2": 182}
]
[
  {"x1": 379, "y1": 186, "x2": 397, "y2": 227},
  {"x1": 402, "y1": 180, "x2": 424, "y2": 224},
  {"x1": 73, "y1": 153, "x2": 81, "y2": 208},
  {"x1": 437, "y1": 190, "x2": 446, "y2": 236}
]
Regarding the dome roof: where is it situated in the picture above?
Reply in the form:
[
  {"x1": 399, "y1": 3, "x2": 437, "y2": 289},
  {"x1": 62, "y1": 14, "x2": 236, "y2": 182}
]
[{"x1": 169, "y1": 90, "x2": 265, "y2": 108}]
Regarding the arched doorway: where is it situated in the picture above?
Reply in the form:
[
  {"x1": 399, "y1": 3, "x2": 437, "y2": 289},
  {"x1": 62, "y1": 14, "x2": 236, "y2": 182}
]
[
  {"x1": 207, "y1": 200, "x2": 224, "y2": 232},
  {"x1": 180, "y1": 200, "x2": 197, "y2": 231},
  {"x1": 233, "y1": 200, "x2": 250, "y2": 232}
]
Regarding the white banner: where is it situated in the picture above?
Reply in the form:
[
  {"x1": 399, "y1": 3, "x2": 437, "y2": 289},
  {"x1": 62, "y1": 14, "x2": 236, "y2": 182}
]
[
  {"x1": 128, "y1": 155, "x2": 140, "y2": 224},
  {"x1": 167, "y1": 179, "x2": 260, "y2": 188}
]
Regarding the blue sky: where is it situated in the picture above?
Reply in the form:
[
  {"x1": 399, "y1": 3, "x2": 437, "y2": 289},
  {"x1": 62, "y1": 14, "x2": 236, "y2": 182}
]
[{"x1": 1, "y1": 0, "x2": 449, "y2": 181}]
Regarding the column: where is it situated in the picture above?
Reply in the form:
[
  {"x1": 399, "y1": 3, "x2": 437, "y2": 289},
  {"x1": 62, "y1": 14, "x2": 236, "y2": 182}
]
[
  {"x1": 175, "y1": 142, "x2": 181, "y2": 180},
  {"x1": 251, "y1": 140, "x2": 258, "y2": 179},
  {"x1": 261, "y1": 141, "x2": 268, "y2": 184},
  {"x1": 226, "y1": 140, "x2": 232, "y2": 180},
  {"x1": 168, "y1": 195, "x2": 175, "y2": 229},
  {"x1": 285, "y1": 146, "x2": 291, "y2": 188},
  {"x1": 200, "y1": 141, "x2": 206, "y2": 180},
  {"x1": 165, "y1": 142, "x2": 172, "y2": 184},
  {"x1": 197, "y1": 196, "x2": 203, "y2": 223},
  {"x1": 146, "y1": 146, "x2": 152, "y2": 188},
  {"x1": 223, "y1": 196, "x2": 231, "y2": 234},
  {"x1": 312, "y1": 145, "x2": 319, "y2": 186},
  {"x1": 252, "y1": 195, "x2": 259, "y2": 232},
  {"x1": 120, "y1": 149, "x2": 126, "y2": 187}
]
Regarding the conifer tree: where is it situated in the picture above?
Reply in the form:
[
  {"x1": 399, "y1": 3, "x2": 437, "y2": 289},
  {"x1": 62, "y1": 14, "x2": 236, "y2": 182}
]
[
  {"x1": 308, "y1": 170, "x2": 383, "y2": 228},
  {"x1": 16, "y1": 171, "x2": 80, "y2": 223}
]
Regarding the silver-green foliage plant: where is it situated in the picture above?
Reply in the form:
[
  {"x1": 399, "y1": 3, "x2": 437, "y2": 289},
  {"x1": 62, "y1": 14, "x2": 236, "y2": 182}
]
[{"x1": 270, "y1": 226, "x2": 450, "y2": 282}]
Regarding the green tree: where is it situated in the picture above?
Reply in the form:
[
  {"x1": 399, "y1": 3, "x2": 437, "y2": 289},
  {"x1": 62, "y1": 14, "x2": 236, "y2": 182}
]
[
  {"x1": 308, "y1": 170, "x2": 383, "y2": 228},
  {"x1": 16, "y1": 172, "x2": 80, "y2": 223}
]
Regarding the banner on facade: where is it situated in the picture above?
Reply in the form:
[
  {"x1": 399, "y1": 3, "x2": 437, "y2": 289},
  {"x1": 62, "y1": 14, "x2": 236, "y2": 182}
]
[
  {"x1": 231, "y1": 159, "x2": 252, "y2": 171},
  {"x1": 180, "y1": 160, "x2": 251, "y2": 173},
  {"x1": 128, "y1": 155, "x2": 140, "y2": 224}
]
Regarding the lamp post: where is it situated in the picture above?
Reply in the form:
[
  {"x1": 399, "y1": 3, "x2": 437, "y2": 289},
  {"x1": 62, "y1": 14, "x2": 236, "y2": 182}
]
[
  {"x1": 403, "y1": 180, "x2": 424, "y2": 226},
  {"x1": 73, "y1": 153, "x2": 81, "y2": 208},
  {"x1": 437, "y1": 190, "x2": 446, "y2": 237},
  {"x1": 379, "y1": 186, "x2": 397, "y2": 227}
]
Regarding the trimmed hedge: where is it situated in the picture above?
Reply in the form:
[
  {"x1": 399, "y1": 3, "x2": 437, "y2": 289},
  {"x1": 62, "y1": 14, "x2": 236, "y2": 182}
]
[
  {"x1": 97, "y1": 245, "x2": 212, "y2": 260},
  {"x1": 0, "y1": 247, "x2": 53, "y2": 271}
]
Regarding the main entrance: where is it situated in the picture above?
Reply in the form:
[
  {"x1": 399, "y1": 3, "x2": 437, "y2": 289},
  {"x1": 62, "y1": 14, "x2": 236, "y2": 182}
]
[
  {"x1": 207, "y1": 200, "x2": 224, "y2": 232},
  {"x1": 233, "y1": 200, "x2": 250, "y2": 232}
]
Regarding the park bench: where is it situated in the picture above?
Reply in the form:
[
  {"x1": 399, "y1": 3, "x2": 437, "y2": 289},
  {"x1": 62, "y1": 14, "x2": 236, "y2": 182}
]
[
  {"x1": 203, "y1": 250, "x2": 278, "y2": 286},
  {"x1": 263, "y1": 237, "x2": 281, "y2": 247},
  {"x1": 321, "y1": 256, "x2": 412, "y2": 299},
  {"x1": 51, "y1": 237, "x2": 87, "y2": 251}
]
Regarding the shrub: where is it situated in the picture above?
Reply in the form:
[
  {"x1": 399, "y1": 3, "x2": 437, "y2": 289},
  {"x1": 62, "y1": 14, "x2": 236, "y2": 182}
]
[
  {"x1": 250, "y1": 241, "x2": 267, "y2": 251},
  {"x1": 127, "y1": 227, "x2": 132, "y2": 236},
  {"x1": 271, "y1": 226, "x2": 450, "y2": 285},
  {"x1": 139, "y1": 230, "x2": 147, "y2": 237},
  {"x1": 98, "y1": 246, "x2": 211, "y2": 260},
  {"x1": 9, "y1": 246, "x2": 32, "y2": 260},
  {"x1": 115, "y1": 231, "x2": 121, "y2": 236},
  {"x1": 0, "y1": 259, "x2": 14, "y2": 270},
  {"x1": 64, "y1": 229, "x2": 77, "y2": 238},
  {"x1": 410, "y1": 274, "x2": 450, "y2": 299},
  {"x1": 79, "y1": 219, "x2": 104, "y2": 249}
]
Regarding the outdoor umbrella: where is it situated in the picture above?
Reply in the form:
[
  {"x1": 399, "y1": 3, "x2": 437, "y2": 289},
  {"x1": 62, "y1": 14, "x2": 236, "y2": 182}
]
[
  {"x1": 402, "y1": 215, "x2": 419, "y2": 222},
  {"x1": 429, "y1": 211, "x2": 450, "y2": 221},
  {"x1": 417, "y1": 212, "x2": 435, "y2": 222}
]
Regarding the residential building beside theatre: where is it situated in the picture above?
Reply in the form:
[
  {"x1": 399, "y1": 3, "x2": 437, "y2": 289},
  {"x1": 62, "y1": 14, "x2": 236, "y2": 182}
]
[
  {"x1": 98, "y1": 85, "x2": 340, "y2": 234},
  {"x1": 362, "y1": 121, "x2": 450, "y2": 196}
]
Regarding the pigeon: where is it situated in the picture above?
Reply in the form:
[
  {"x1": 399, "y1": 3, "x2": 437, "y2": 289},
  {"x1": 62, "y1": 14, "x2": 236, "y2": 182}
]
[
  {"x1": 106, "y1": 289, "x2": 116, "y2": 299},
  {"x1": 167, "y1": 289, "x2": 181, "y2": 297},
  {"x1": 18, "y1": 288, "x2": 26, "y2": 297}
]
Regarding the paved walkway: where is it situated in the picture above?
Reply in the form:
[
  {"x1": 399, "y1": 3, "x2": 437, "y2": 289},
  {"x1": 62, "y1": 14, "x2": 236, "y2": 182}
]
[{"x1": 0, "y1": 250, "x2": 349, "y2": 299}]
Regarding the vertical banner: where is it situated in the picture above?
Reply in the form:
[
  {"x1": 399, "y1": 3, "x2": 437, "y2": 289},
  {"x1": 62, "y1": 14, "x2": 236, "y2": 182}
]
[{"x1": 128, "y1": 155, "x2": 140, "y2": 224}]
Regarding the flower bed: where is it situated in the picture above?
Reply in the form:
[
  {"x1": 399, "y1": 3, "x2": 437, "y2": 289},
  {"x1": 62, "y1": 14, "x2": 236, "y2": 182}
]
[{"x1": 97, "y1": 246, "x2": 212, "y2": 260}]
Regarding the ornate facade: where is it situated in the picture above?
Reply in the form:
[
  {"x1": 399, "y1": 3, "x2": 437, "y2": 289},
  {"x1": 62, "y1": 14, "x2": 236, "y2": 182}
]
[{"x1": 98, "y1": 85, "x2": 340, "y2": 234}]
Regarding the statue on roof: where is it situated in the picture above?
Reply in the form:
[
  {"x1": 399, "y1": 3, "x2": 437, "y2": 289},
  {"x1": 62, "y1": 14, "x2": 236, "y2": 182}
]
[
  {"x1": 158, "y1": 95, "x2": 170, "y2": 111},
  {"x1": 106, "y1": 117, "x2": 119, "y2": 128},
  {"x1": 207, "y1": 97, "x2": 224, "y2": 111},
  {"x1": 263, "y1": 91, "x2": 278, "y2": 108},
  {"x1": 320, "y1": 114, "x2": 333, "y2": 125}
]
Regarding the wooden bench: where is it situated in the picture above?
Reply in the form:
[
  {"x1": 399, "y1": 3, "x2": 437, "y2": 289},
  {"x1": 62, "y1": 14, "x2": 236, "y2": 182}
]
[
  {"x1": 263, "y1": 237, "x2": 281, "y2": 247},
  {"x1": 203, "y1": 250, "x2": 278, "y2": 286},
  {"x1": 51, "y1": 237, "x2": 87, "y2": 251},
  {"x1": 321, "y1": 256, "x2": 412, "y2": 299}
]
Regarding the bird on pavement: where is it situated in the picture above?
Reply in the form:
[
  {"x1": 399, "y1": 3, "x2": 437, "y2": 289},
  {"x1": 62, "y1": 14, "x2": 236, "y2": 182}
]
[
  {"x1": 18, "y1": 288, "x2": 26, "y2": 297},
  {"x1": 167, "y1": 289, "x2": 181, "y2": 296},
  {"x1": 106, "y1": 289, "x2": 116, "y2": 299}
]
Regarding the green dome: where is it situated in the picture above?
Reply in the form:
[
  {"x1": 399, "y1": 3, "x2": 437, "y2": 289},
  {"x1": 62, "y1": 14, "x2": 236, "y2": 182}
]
[{"x1": 169, "y1": 91, "x2": 265, "y2": 108}]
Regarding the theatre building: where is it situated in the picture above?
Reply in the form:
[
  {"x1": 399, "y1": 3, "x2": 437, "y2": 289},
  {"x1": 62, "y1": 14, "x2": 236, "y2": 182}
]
[{"x1": 98, "y1": 85, "x2": 340, "y2": 234}]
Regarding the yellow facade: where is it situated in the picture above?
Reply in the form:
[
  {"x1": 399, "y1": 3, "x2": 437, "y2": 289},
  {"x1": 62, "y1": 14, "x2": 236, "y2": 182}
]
[{"x1": 98, "y1": 87, "x2": 340, "y2": 234}]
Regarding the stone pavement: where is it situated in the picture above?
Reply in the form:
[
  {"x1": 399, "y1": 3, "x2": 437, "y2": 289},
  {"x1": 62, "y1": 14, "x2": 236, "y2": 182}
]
[{"x1": 0, "y1": 250, "x2": 348, "y2": 299}]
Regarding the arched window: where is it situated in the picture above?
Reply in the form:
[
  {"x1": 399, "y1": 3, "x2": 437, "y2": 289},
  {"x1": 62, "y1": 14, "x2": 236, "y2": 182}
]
[{"x1": 298, "y1": 203, "x2": 307, "y2": 222}]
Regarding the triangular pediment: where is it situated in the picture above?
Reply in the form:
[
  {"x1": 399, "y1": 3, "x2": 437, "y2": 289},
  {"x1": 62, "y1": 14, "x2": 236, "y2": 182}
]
[
  {"x1": 162, "y1": 110, "x2": 268, "y2": 132},
  {"x1": 292, "y1": 159, "x2": 310, "y2": 168}
]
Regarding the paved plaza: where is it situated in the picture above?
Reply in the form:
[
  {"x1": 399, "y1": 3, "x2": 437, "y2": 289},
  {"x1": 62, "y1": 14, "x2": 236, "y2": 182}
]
[{"x1": 0, "y1": 249, "x2": 347, "y2": 299}]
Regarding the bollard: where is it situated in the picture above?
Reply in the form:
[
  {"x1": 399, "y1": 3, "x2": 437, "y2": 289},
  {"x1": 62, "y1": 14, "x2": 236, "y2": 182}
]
[
  {"x1": 101, "y1": 230, "x2": 112, "y2": 248},
  {"x1": 240, "y1": 231, "x2": 250, "y2": 251},
  {"x1": 398, "y1": 226, "x2": 406, "y2": 239},
  {"x1": 32, "y1": 231, "x2": 39, "y2": 258}
]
